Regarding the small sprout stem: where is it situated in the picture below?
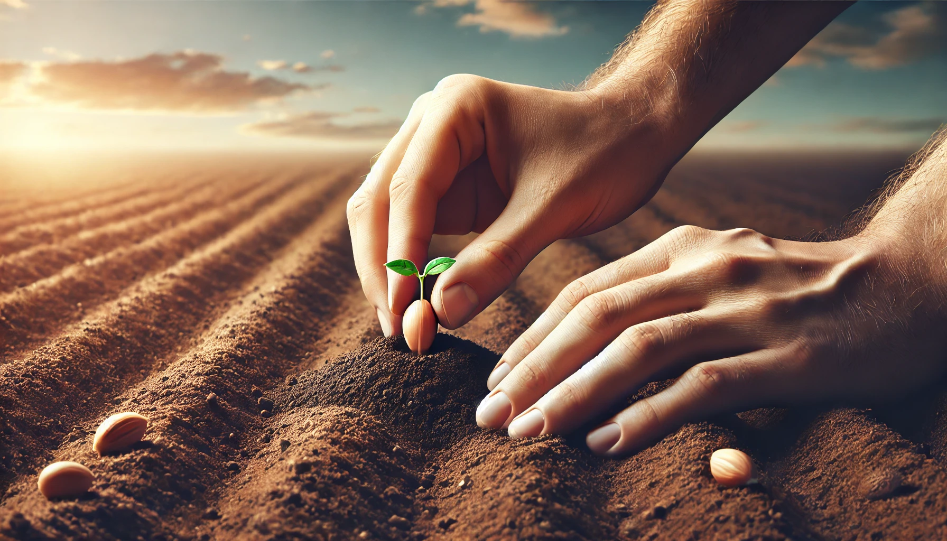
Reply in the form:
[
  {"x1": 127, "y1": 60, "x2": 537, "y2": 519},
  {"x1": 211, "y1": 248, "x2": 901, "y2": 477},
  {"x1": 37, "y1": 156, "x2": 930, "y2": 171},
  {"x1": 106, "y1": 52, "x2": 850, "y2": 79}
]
[{"x1": 384, "y1": 257, "x2": 457, "y2": 304}]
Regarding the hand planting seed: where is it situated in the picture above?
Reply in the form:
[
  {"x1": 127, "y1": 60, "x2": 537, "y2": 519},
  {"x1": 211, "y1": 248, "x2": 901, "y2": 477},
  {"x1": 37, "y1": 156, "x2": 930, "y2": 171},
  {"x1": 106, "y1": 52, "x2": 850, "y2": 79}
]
[
  {"x1": 38, "y1": 461, "x2": 94, "y2": 499},
  {"x1": 385, "y1": 257, "x2": 456, "y2": 354},
  {"x1": 710, "y1": 448, "x2": 755, "y2": 487},
  {"x1": 93, "y1": 412, "x2": 149, "y2": 456}
]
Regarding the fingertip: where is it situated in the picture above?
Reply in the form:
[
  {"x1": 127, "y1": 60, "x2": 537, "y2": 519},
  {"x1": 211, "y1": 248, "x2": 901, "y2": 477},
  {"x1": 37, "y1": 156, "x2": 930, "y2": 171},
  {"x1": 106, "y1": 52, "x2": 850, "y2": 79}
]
[
  {"x1": 586, "y1": 422, "x2": 621, "y2": 455},
  {"x1": 434, "y1": 281, "x2": 479, "y2": 329}
]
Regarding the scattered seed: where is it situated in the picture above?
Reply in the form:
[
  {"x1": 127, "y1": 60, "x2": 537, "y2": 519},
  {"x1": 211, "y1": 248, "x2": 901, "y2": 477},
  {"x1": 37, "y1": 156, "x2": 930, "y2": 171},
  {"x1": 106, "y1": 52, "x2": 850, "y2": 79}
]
[
  {"x1": 206, "y1": 393, "x2": 218, "y2": 407},
  {"x1": 258, "y1": 397, "x2": 274, "y2": 410},
  {"x1": 260, "y1": 410, "x2": 272, "y2": 418},
  {"x1": 37, "y1": 461, "x2": 94, "y2": 499},
  {"x1": 710, "y1": 448, "x2": 754, "y2": 487},
  {"x1": 93, "y1": 412, "x2": 149, "y2": 456},
  {"x1": 226, "y1": 461, "x2": 240, "y2": 472},
  {"x1": 458, "y1": 475, "x2": 472, "y2": 489},
  {"x1": 280, "y1": 439, "x2": 290, "y2": 451}
]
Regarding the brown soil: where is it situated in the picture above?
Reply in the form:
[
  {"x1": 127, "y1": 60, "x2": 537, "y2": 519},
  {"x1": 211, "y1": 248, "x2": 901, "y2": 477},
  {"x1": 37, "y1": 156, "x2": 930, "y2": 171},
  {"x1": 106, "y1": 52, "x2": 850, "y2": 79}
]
[{"x1": 3, "y1": 150, "x2": 947, "y2": 540}]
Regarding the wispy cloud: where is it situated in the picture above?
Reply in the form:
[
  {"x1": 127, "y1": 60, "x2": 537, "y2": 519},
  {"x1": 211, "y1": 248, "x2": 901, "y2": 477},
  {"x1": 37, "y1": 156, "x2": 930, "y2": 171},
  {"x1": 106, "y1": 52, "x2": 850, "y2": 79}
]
[
  {"x1": 718, "y1": 120, "x2": 768, "y2": 134},
  {"x1": 0, "y1": 61, "x2": 27, "y2": 98},
  {"x1": 1, "y1": 0, "x2": 28, "y2": 9},
  {"x1": 788, "y1": 4, "x2": 947, "y2": 70},
  {"x1": 242, "y1": 110, "x2": 401, "y2": 140},
  {"x1": 320, "y1": 50, "x2": 335, "y2": 59},
  {"x1": 258, "y1": 59, "x2": 288, "y2": 71},
  {"x1": 42, "y1": 47, "x2": 82, "y2": 61},
  {"x1": 823, "y1": 116, "x2": 945, "y2": 134},
  {"x1": 258, "y1": 59, "x2": 343, "y2": 74},
  {"x1": 418, "y1": 0, "x2": 567, "y2": 39},
  {"x1": 24, "y1": 51, "x2": 314, "y2": 114}
]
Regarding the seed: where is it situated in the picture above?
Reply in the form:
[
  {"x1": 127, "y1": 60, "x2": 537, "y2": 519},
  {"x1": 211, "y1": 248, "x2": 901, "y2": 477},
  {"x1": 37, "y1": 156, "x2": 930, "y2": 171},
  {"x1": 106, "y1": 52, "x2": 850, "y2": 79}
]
[
  {"x1": 37, "y1": 461, "x2": 94, "y2": 499},
  {"x1": 93, "y1": 412, "x2": 149, "y2": 455},
  {"x1": 710, "y1": 448, "x2": 754, "y2": 487},
  {"x1": 404, "y1": 299, "x2": 436, "y2": 354}
]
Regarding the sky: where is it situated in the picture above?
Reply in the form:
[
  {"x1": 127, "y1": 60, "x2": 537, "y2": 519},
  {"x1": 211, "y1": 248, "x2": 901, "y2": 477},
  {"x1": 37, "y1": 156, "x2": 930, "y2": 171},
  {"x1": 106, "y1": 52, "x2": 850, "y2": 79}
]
[{"x1": 0, "y1": 0, "x2": 945, "y2": 153}]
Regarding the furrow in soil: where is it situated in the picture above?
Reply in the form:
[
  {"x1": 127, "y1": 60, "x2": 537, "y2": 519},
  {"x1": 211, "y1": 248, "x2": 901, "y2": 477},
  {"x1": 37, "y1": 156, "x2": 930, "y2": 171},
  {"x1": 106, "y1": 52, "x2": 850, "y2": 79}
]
[
  {"x1": 0, "y1": 170, "x2": 311, "y2": 362},
  {"x1": 0, "y1": 168, "x2": 359, "y2": 498},
  {"x1": 0, "y1": 175, "x2": 266, "y2": 294}
]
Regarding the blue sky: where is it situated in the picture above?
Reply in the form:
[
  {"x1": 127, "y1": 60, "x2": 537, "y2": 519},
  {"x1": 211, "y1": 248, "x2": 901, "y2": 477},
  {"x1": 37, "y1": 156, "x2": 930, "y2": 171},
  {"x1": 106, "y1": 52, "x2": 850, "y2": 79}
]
[{"x1": 0, "y1": 1, "x2": 945, "y2": 152}]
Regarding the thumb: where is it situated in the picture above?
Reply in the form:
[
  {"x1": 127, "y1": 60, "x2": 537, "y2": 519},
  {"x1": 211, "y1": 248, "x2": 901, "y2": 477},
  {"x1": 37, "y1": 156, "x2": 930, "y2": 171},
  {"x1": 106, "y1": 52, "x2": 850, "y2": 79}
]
[{"x1": 432, "y1": 205, "x2": 556, "y2": 329}]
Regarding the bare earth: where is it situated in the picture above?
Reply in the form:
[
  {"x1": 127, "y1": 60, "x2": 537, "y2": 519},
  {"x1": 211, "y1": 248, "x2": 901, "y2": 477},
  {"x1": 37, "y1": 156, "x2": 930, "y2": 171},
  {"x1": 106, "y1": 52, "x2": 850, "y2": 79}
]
[{"x1": 2, "y1": 150, "x2": 946, "y2": 540}]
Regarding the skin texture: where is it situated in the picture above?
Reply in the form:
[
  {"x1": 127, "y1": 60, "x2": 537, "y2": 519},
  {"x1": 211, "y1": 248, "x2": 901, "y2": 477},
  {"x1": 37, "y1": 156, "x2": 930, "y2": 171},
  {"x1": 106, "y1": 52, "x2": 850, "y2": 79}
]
[{"x1": 349, "y1": 0, "x2": 947, "y2": 455}]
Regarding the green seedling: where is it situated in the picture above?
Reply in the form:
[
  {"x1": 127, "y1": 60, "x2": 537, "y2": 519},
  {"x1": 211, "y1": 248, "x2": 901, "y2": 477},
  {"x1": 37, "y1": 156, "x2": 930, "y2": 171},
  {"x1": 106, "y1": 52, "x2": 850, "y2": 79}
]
[{"x1": 385, "y1": 257, "x2": 457, "y2": 302}]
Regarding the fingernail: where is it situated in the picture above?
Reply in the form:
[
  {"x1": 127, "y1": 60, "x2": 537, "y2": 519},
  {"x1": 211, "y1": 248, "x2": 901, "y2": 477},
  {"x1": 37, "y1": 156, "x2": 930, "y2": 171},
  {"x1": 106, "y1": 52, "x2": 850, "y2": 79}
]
[
  {"x1": 441, "y1": 282, "x2": 478, "y2": 327},
  {"x1": 508, "y1": 409, "x2": 545, "y2": 439},
  {"x1": 376, "y1": 308, "x2": 392, "y2": 337},
  {"x1": 486, "y1": 362, "x2": 511, "y2": 390},
  {"x1": 586, "y1": 423, "x2": 621, "y2": 455},
  {"x1": 476, "y1": 392, "x2": 511, "y2": 429}
]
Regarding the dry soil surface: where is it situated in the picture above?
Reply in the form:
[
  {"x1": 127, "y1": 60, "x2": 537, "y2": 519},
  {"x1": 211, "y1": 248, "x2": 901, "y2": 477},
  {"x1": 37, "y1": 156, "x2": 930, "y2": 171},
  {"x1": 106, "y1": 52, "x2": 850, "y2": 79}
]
[{"x1": 2, "y1": 151, "x2": 946, "y2": 540}]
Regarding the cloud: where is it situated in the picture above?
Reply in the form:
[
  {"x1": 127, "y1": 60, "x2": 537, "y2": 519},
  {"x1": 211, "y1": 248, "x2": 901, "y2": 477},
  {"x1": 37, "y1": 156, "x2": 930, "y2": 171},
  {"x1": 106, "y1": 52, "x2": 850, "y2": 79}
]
[
  {"x1": 418, "y1": 0, "x2": 567, "y2": 38},
  {"x1": 353, "y1": 106, "x2": 380, "y2": 113},
  {"x1": 718, "y1": 121, "x2": 768, "y2": 134},
  {"x1": 258, "y1": 59, "x2": 288, "y2": 71},
  {"x1": 0, "y1": 61, "x2": 27, "y2": 97},
  {"x1": 788, "y1": 4, "x2": 947, "y2": 69},
  {"x1": 28, "y1": 51, "x2": 313, "y2": 114},
  {"x1": 42, "y1": 47, "x2": 82, "y2": 61},
  {"x1": 242, "y1": 34, "x2": 252, "y2": 42},
  {"x1": 320, "y1": 50, "x2": 335, "y2": 59},
  {"x1": 1, "y1": 0, "x2": 28, "y2": 9},
  {"x1": 824, "y1": 117, "x2": 945, "y2": 134},
  {"x1": 242, "y1": 110, "x2": 401, "y2": 140}
]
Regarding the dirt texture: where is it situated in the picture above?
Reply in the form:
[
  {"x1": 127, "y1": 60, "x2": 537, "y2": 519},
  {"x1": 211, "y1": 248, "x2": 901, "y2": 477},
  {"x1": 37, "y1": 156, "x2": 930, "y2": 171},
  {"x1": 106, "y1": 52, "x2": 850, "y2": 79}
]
[{"x1": 2, "y1": 151, "x2": 947, "y2": 540}]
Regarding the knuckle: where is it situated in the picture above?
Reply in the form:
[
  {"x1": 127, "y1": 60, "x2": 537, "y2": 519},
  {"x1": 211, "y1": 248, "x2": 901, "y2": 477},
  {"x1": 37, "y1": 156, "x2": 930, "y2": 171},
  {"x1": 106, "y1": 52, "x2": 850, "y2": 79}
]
[
  {"x1": 616, "y1": 323, "x2": 662, "y2": 360},
  {"x1": 514, "y1": 361, "x2": 549, "y2": 397},
  {"x1": 702, "y1": 251, "x2": 757, "y2": 284},
  {"x1": 388, "y1": 172, "x2": 414, "y2": 207},
  {"x1": 666, "y1": 224, "x2": 706, "y2": 243},
  {"x1": 435, "y1": 73, "x2": 482, "y2": 93},
  {"x1": 559, "y1": 278, "x2": 593, "y2": 313},
  {"x1": 634, "y1": 398, "x2": 662, "y2": 433},
  {"x1": 411, "y1": 91, "x2": 433, "y2": 111},
  {"x1": 555, "y1": 380, "x2": 587, "y2": 410},
  {"x1": 476, "y1": 238, "x2": 525, "y2": 284},
  {"x1": 346, "y1": 188, "x2": 371, "y2": 223},
  {"x1": 578, "y1": 292, "x2": 622, "y2": 333},
  {"x1": 684, "y1": 362, "x2": 729, "y2": 400}
]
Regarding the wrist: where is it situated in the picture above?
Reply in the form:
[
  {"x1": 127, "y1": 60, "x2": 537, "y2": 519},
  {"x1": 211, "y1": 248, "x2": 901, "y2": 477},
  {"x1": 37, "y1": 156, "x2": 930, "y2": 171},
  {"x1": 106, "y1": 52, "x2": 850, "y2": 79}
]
[{"x1": 582, "y1": 75, "x2": 696, "y2": 178}]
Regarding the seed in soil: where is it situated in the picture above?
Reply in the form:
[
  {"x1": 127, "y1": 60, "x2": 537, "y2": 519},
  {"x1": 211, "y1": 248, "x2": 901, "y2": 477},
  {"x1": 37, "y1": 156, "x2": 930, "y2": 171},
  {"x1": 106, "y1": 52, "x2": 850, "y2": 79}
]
[
  {"x1": 710, "y1": 448, "x2": 754, "y2": 487},
  {"x1": 37, "y1": 461, "x2": 95, "y2": 499},
  {"x1": 206, "y1": 393, "x2": 218, "y2": 407},
  {"x1": 93, "y1": 412, "x2": 149, "y2": 455},
  {"x1": 384, "y1": 256, "x2": 456, "y2": 354},
  {"x1": 404, "y1": 299, "x2": 436, "y2": 354}
]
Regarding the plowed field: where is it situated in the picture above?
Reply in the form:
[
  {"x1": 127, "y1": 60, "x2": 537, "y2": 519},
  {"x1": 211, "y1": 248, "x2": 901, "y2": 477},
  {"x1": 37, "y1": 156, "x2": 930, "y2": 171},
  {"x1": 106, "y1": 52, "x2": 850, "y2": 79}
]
[{"x1": 2, "y1": 151, "x2": 946, "y2": 540}]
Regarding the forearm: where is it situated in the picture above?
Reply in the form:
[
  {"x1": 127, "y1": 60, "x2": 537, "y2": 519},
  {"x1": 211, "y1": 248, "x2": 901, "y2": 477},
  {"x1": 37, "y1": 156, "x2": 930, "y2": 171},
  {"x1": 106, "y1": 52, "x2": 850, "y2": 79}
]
[{"x1": 584, "y1": 0, "x2": 852, "y2": 164}]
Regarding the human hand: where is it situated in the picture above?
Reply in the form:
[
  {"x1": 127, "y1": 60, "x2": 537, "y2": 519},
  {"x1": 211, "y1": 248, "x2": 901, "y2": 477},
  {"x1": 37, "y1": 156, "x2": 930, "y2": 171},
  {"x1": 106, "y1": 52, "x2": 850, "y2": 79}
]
[
  {"x1": 346, "y1": 74, "x2": 678, "y2": 336},
  {"x1": 476, "y1": 224, "x2": 947, "y2": 456}
]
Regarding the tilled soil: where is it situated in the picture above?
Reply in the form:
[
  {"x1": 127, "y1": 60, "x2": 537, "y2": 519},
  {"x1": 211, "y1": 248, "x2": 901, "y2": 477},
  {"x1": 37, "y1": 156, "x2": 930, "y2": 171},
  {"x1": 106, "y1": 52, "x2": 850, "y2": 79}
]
[{"x1": 2, "y1": 151, "x2": 947, "y2": 540}]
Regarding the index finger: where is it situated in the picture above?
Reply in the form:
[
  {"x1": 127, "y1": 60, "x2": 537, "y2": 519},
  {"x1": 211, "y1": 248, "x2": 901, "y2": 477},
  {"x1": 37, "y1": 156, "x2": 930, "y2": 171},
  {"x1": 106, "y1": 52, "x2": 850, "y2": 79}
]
[
  {"x1": 386, "y1": 76, "x2": 488, "y2": 316},
  {"x1": 348, "y1": 94, "x2": 430, "y2": 335}
]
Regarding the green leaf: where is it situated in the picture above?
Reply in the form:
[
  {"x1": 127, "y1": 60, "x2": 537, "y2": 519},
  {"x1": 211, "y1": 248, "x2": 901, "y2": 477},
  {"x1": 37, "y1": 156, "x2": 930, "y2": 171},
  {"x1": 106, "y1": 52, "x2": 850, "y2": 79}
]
[
  {"x1": 385, "y1": 259, "x2": 418, "y2": 276},
  {"x1": 423, "y1": 256, "x2": 456, "y2": 276}
]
